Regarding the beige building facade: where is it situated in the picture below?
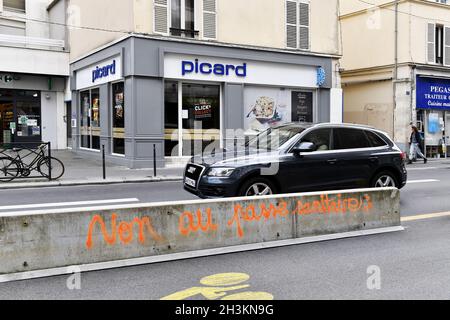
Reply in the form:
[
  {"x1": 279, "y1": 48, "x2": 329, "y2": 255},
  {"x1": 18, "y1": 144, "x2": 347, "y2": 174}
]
[{"x1": 340, "y1": 0, "x2": 450, "y2": 157}]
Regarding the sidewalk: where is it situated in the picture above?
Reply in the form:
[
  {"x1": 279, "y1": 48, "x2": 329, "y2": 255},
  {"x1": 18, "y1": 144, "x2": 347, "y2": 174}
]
[{"x1": 0, "y1": 150, "x2": 185, "y2": 190}]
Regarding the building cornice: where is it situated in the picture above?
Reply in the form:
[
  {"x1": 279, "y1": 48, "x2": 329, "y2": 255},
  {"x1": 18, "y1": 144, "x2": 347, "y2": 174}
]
[{"x1": 70, "y1": 33, "x2": 342, "y2": 65}]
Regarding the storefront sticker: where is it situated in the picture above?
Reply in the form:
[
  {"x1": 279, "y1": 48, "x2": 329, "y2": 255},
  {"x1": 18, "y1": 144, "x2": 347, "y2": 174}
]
[{"x1": 417, "y1": 76, "x2": 450, "y2": 110}]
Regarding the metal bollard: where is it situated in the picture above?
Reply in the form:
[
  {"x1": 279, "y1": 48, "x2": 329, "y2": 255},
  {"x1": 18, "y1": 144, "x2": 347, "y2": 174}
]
[
  {"x1": 102, "y1": 144, "x2": 106, "y2": 180},
  {"x1": 153, "y1": 144, "x2": 157, "y2": 177}
]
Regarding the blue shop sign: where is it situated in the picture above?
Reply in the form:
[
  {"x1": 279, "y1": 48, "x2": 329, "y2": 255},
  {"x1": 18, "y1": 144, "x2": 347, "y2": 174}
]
[
  {"x1": 181, "y1": 59, "x2": 247, "y2": 77},
  {"x1": 92, "y1": 60, "x2": 116, "y2": 83},
  {"x1": 416, "y1": 76, "x2": 450, "y2": 110}
]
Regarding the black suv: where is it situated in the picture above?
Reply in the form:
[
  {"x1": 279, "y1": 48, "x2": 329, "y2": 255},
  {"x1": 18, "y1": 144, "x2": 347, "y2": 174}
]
[{"x1": 184, "y1": 123, "x2": 408, "y2": 198}]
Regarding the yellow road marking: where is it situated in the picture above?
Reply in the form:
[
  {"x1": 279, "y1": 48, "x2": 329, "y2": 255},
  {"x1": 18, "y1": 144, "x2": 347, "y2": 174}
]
[
  {"x1": 160, "y1": 272, "x2": 274, "y2": 300},
  {"x1": 402, "y1": 211, "x2": 450, "y2": 222}
]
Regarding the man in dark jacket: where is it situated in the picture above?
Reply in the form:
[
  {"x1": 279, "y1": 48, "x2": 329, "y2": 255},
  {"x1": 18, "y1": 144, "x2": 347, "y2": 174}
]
[{"x1": 408, "y1": 125, "x2": 427, "y2": 164}]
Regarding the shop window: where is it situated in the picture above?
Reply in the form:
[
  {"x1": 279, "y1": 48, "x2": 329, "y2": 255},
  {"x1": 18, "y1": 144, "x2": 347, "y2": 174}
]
[
  {"x1": 16, "y1": 100, "x2": 41, "y2": 141},
  {"x1": 244, "y1": 86, "x2": 314, "y2": 134},
  {"x1": 0, "y1": 89, "x2": 41, "y2": 146},
  {"x1": 112, "y1": 82, "x2": 125, "y2": 155},
  {"x1": 80, "y1": 89, "x2": 100, "y2": 151},
  {"x1": 164, "y1": 81, "x2": 179, "y2": 157}
]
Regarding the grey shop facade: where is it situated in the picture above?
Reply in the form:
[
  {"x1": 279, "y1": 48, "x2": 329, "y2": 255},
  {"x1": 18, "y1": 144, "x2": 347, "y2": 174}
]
[{"x1": 70, "y1": 35, "x2": 340, "y2": 168}]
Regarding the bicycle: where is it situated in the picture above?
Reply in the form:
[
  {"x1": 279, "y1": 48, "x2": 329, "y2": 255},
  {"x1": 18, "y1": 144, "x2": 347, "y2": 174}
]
[{"x1": 0, "y1": 144, "x2": 65, "y2": 182}]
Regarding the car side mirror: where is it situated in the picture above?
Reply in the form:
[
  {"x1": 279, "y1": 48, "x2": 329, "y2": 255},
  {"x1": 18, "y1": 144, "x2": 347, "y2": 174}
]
[{"x1": 292, "y1": 142, "x2": 316, "y2": 156}]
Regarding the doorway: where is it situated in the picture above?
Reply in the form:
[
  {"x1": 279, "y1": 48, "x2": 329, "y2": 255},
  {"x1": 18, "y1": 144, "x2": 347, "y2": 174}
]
[{"x1": 164, "y1": 81, "x2": 221, "y2": 157}]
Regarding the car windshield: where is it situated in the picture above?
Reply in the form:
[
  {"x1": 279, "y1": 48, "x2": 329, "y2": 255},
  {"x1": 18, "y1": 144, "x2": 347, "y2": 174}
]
[{"x1": 246, "y1": 126, "x2": 305, "y2": 151}]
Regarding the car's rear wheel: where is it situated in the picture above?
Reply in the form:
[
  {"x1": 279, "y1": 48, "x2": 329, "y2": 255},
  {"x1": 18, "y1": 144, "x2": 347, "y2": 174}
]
[
  {"x1": 238, "y1": 178, "x2": 276, "y2": 197},
  {"x1": 371, "y1": 171, "x2": 398, "y2": 188}
]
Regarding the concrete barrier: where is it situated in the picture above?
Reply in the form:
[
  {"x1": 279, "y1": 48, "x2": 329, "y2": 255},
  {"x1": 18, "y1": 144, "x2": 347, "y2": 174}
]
[{"x1": 0, "y1": 188, "x2": 402, "y2": 279}]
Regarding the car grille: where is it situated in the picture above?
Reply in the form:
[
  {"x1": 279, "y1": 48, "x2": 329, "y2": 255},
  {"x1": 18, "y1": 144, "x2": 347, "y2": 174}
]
[{"x1": 184, "y1": 163, "x2": 206, "y2": 189}]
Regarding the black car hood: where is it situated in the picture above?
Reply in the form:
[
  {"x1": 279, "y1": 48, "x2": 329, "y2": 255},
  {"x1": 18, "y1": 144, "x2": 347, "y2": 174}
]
[{"x1": 190, "y1": 148, "x2": 282, "y2": 168}]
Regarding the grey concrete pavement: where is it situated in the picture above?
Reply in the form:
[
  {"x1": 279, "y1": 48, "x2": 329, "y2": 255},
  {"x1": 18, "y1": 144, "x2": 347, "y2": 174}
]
[
  {"x1": 0, "y1": 150, "x2": 185, "y2": 189},
  {"x1": 0, "y1": 162, "x2": 449, "y2": 299}
]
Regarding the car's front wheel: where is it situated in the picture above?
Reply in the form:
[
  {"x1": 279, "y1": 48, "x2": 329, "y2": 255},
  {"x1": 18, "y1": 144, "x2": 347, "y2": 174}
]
[
  {"x1": 371, "y1": 171, "x2": 398, "y2": 188},
  {"x1": 238, "y1": 178, "x2": 276, "y2": 197}
]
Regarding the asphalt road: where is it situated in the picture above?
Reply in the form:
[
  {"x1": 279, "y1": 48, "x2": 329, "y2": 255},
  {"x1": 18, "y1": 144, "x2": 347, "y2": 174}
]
[{"x1": 0, "y1": 161, "x2": 450, "y2": 299}]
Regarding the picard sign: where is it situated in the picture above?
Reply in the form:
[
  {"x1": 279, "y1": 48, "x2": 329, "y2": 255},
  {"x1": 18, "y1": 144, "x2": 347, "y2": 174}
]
[
  {"x1": 416, "y1": 76, "x2": 450, "y2": 110},
  {"x1": 76, "y1": 56, "x2": 122, "y2": 90}
]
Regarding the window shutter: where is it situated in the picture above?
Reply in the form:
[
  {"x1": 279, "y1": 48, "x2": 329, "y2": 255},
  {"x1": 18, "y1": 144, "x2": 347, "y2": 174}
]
[
  {"x1": 444, "y1": 26, "x2": 450, "y2": 66},
  {"x1": 154, "y1": 0, "x2": 168, "y2": 35},
  {"x1": 203, "y1": 0, "x2": 217, "y2": 39},
  {"x1": 286, "y1": 0, "x2": 297, "y2": 48},
  {"x1": 427, "y1": 23, "x2": 436, "y2": 63},
  {"x1": 299, "y1": 1, "x2": 310, "y2": 50}
]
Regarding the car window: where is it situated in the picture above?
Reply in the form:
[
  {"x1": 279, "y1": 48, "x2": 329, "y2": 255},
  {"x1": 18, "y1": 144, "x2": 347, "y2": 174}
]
[
  {"x1": 333, "y1": 128, "x2": 371, "y2": 150},
  {"x1": 365, "y1": 131, "x2": 388, "y2": 147},
  {"x1": 300, "y1": 129, "x2": 331, "y2": 151}
]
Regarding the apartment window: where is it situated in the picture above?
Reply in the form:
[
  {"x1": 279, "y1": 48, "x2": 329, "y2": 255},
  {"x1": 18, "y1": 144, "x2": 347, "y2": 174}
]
[
  {"x1": 286, "y1": 0, "x2": 310, "y2": 50},
  {"x1": 170, "y1": 0, "x2": 197, "y2": 37},
  {"x1": 154, "y1": 0, "x2": 216, "y2": 39},
  {"x1": 3, "y1": 0, "x2": 25, "y2": 13},
  {"x1": 428, "y1": 23, "x2": 450, "y2": 66}
]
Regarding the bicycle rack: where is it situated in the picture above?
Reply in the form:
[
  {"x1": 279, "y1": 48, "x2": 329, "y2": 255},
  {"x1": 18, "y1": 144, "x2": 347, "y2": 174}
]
[{"x1": 0, "y1": 141, "x2": 54, "y2": 182}]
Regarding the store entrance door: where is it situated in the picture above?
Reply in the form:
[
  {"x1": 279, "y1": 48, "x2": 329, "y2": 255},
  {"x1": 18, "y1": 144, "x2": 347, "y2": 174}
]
[
  {"x1": 0, "y1": 101, "x2": 14, "y2": 145},
  {"x1": 181, "y1": 83, "x2": 221, "y2": 157}
]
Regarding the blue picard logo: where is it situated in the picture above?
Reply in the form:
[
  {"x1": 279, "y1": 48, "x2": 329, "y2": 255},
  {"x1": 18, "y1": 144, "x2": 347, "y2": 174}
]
[
  {"x1": 182, "y1": 59, "x2": 247, "y2": 77},
  {"x1": 92, "y1": 60, "x2": 116, "y2": 83}
]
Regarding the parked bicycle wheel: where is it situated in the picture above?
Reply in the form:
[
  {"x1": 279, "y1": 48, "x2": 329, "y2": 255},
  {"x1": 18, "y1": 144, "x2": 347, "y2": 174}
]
[
  {"x1": 37, "y1": 157, "x2": 65, "y2": 180},
  {"x1": 0, "y1": 157, "x2": 20, "y2": 182}
]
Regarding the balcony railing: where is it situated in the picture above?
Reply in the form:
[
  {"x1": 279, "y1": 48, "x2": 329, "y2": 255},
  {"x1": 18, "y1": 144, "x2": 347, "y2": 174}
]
[
  {"x1": 0, "y1": 34, "x2": 65, "y2": 50},
  {"x1": 169, "y1": 28, "x2": 199, "y2": 39}
]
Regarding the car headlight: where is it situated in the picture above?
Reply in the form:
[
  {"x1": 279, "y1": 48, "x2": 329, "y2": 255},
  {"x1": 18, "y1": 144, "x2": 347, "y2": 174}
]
[{"x1": 207, "y1": 168, "x2": 235, "y2": 177}]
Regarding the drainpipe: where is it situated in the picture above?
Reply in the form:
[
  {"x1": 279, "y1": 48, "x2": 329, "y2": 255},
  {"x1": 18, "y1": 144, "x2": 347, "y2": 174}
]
[{"x1": 393, "y1": 0, "x2": 399, "y2": 142}]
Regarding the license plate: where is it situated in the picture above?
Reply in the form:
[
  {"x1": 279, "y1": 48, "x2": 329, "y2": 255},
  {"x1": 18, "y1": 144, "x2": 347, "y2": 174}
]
[{"x1": 184, "y1": 177, "x2": 197, "y2": 188}]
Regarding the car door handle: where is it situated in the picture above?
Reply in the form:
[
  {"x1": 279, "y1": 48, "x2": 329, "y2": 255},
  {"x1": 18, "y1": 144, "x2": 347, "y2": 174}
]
[
  {"x1": 369, "y1": 156, "x2": 379, "y2": 162},
  {"x1": 327, "y1": 159, "x2": 338, "y2": 165}
]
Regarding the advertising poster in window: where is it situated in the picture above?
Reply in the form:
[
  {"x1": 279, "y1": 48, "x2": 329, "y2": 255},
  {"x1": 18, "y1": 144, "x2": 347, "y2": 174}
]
[
  {"x1": 244, "y1": 87, "x2": 291, "y2": 134},
  {"x1": 291, "y1": 91, "x2": 313, "y2": 123},
  {"x1": 192, "y1": 98, "x2": 213, "y2": 120},
  {"x1": 114, "y1": 91, "x2": 124, "y2": 126}
]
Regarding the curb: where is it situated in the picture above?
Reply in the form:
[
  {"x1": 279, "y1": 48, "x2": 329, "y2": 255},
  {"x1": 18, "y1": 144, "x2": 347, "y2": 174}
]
[{"x1": 0, "y1": 176, "x2": 184, "y2": 190}]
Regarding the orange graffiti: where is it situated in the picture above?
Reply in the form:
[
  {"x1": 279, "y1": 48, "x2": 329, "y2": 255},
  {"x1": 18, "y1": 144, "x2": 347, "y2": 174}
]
[
  {"x1": 227, "y1": 194, "x2": 373, "y2": 238},
  {"x1": 86, "y1": 214, "x2": 163, "y2": 249},
  {"x1": 179, "y1": 208, "x2": 219, "y2": 236},
  {"x1": 228, "y1": 202, "x2": 289, "y2": 238},
  {"x1": 292, "y1": 194, "x2": 373, "y2": 215}
]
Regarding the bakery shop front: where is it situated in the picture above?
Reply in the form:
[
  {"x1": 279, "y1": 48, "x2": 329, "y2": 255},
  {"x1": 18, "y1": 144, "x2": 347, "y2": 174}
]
[{"x1": 70, "y1": 35, "x2": 341, "y2": 168}]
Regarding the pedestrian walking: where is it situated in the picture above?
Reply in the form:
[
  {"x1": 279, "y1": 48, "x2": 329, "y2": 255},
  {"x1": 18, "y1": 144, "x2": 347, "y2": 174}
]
[{"x1": 408, "y1": 125, "x2": 427, "y2": 164}]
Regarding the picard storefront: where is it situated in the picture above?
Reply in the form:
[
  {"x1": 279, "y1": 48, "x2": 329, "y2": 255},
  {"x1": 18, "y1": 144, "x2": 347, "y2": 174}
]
[{"x1": 70, "y1": 36, "x2": 341, "y2": 168}]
